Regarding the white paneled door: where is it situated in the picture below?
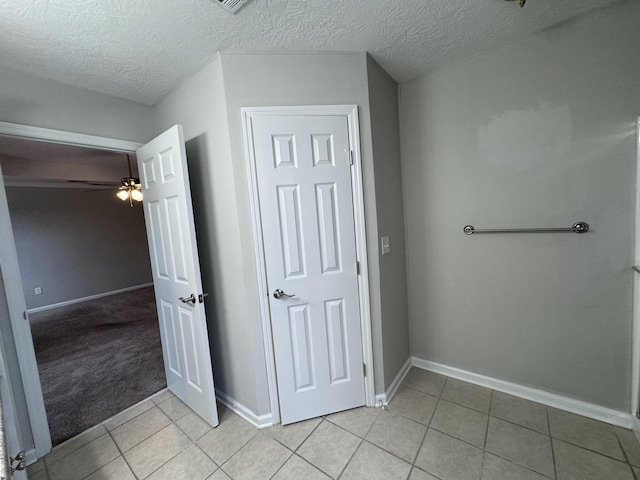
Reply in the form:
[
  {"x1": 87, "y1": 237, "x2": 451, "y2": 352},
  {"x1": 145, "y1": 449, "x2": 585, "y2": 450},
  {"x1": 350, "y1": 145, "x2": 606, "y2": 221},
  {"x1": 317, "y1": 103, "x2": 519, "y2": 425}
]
[
  {"x1": 137, "y1": 125, "x2": 218, "y2": 427},
  {"x1": 249, "y1": 113, "x2": 366, "y2": 424}
]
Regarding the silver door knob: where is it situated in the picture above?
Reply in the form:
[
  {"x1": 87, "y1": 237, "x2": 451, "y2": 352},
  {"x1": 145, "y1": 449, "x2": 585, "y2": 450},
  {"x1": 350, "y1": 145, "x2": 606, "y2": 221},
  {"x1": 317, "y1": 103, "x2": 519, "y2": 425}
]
[
  {"x1": 178, "y1": 294, "x2": 196, "y2": 305},
  {"x1": 273, "y1": 289, "x2": 295, "y2": 299}
]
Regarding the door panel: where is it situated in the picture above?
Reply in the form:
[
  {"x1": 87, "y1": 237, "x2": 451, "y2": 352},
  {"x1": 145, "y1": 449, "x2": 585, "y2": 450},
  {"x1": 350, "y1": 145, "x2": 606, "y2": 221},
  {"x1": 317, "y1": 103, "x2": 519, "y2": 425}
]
[
  {"x1": 250, "y1": 114, "x2": 365, "y2": 424},
  {"x1": 137, "y1": 125, "x2": 218, "y2": 427}
]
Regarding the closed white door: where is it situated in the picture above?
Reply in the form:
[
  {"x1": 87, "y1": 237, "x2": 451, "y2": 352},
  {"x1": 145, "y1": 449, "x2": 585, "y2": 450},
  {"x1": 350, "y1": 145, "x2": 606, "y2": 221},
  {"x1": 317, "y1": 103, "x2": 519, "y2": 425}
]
[
  {"x1": 137, "y1": 125, "x2": 218, "y2": 427},
  {"x1": 249, "y1": 114, "x2": 365, "y2": 424}
]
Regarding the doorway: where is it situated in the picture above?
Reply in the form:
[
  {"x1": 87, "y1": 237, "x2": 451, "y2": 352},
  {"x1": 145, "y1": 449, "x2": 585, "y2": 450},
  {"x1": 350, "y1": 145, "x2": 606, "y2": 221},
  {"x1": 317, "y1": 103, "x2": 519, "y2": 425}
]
[
  {"x1": 242, "y1": 105, "x2": 375, "y2": 425},
  {"x1": 0, "y1": 136, "x2": 165, "y2": 445}
]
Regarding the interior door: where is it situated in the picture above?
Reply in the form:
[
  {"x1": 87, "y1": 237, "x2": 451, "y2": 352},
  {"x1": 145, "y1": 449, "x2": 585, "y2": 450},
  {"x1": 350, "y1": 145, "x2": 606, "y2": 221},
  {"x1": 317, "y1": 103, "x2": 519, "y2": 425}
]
[
  {"x1": 0, "y1": 164, "x2": 51, "y2": 462},
  {"x1": 250, "y1": 113, "x2": 365, "y2": 424},
  {"x1": 136, "y1": 125, "x2": 218, "y2": 427}
]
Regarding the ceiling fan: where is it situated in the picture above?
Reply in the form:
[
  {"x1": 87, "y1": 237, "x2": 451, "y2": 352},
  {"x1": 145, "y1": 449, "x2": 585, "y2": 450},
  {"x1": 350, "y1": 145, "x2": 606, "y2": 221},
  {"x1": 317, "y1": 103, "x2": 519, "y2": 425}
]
[{"x1": 116, "y1": 154, "x2": 142, "y2": 207}]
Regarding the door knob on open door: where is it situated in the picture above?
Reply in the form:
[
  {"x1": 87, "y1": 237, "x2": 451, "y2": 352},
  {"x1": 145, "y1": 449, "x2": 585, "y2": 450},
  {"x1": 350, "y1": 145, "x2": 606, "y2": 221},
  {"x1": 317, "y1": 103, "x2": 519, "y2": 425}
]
[
  {"x1": 178, "y1": 294, "x2": 196, "y2": 305},
  {"x1": 273, "y1": 289, "x2": 295, "y2": 299}
]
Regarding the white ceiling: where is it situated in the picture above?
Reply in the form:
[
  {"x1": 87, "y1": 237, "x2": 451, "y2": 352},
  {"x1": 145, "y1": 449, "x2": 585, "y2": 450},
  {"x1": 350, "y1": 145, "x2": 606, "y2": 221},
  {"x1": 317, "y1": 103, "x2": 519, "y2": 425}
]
[{"x1": 0, "y1": 0, "x2": 621, "y2": 106}]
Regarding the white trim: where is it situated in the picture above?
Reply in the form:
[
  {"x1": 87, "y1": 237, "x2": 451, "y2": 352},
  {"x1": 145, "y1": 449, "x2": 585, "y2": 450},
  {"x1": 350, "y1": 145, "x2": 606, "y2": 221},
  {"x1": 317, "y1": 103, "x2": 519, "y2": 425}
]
[
  {"x1": 374, "y1": 357, "x2": 412, "y2": 407},
  {"x1": 413, "y1": 358, "x2": 633, "y2": 428},
  {"x1": 632, "y1": 116, "x2": 640, "y2": 421},
  {"x1": 0, "y1": 165, "x2": 52, "y2": 458},
  {"x1": 0, "y1": 121, "x2": 142, "y2": 152},
  {"x1": 26, "y1": 283, "x2": 154, "y2": 314},
  {"x1": 241, "y1": 105, "x2": 376, "y2": 425},
  {"x1": 215, "y1": 390, "x2": 274, "y2": 429}
]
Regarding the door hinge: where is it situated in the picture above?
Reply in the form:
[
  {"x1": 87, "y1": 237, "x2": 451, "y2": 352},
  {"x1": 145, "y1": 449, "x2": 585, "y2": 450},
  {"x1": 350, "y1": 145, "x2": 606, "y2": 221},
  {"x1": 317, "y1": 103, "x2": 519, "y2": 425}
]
[
  {"x1": 23, "y1": 311, "x2": 27, "y2": 320},
  {"x1": 363, "y1": 363, "x2": 367, "y2": 377},
  {"x1": 356, "y1": 261, "x2": 360, "y2": 275},
  {"x1": 349, "y1": 150, "x2": 354, "y2": 166}
]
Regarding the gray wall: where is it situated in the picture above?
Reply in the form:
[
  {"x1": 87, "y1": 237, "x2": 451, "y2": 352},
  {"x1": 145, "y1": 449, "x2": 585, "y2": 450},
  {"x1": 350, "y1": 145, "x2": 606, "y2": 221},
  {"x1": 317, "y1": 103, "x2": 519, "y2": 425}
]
[
  {"x1": 152, "y1": 56, "x2": 262, "y2": 414},
  {"x1": 0, "y1": 67, "x2": 153, "y2": 142},
  {"x1": 154, "y1": 52, "x2": 410, "y2": 416},
  {"x1": 6, "y1": 187, "x2": 152, "y2": 310},
  {"x1": 399, "y1": 0, "x2": 639, "y2": 410},
  {"x1": 366, "y1": 56, "x2": 411, "y2": 389}
]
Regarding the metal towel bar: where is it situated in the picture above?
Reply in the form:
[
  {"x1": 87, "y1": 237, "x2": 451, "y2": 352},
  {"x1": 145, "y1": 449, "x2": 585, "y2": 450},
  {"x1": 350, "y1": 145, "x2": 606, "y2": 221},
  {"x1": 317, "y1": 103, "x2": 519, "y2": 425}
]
[{"x1": 463, "y1": 222, "x2": 589, "y2": 235}]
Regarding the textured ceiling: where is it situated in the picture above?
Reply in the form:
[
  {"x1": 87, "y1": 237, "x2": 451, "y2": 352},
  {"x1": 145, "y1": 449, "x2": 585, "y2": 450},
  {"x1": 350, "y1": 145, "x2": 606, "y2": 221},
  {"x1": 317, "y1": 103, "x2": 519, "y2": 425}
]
[{"x1": 0, "y1": 0, "x2": 622, "y2": 105}]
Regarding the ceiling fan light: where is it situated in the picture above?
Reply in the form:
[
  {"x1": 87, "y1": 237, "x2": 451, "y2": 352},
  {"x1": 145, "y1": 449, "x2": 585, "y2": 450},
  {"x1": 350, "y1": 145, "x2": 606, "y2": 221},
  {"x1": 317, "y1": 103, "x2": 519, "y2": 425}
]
[
  {"x1": 131, "y1": 189, "x2": 143, "y2": 202},
  {"x1": 116, "y1": 189, "x2": 130, "y2": 201}
]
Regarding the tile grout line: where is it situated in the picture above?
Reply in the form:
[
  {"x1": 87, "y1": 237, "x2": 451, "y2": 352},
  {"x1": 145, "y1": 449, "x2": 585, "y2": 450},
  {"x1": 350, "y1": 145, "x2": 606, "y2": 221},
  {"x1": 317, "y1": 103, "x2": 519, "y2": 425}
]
[
  {"x1": 105, "y1": 426, "x2": 139, "y2": 479},
  {"x1": 336, "y1": 436, "x2": 364, "y2": 479}
]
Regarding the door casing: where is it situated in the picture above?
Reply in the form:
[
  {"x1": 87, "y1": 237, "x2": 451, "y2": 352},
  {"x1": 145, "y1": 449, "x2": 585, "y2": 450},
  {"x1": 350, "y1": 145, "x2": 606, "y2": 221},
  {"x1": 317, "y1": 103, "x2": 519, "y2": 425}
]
[
  {"x1": 0, "y1": 120, "x2": 142, "y2": 461},
  {"x1": 242, "y1": 105, "x2": 375, "y2": 425}
]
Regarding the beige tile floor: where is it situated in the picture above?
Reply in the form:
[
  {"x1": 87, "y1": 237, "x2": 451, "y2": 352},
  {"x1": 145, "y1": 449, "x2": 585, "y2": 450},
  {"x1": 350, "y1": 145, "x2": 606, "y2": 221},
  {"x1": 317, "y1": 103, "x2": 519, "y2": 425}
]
[{"x1": 26, "y1": 368, "x2": 640, "y2": 480}]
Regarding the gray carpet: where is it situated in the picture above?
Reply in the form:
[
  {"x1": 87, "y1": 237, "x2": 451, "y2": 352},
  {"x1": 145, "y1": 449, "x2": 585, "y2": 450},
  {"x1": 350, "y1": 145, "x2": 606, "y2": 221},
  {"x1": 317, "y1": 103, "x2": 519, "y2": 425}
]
[{"x1": 29, "y1": 286, "x2": 166, "y2": 446}]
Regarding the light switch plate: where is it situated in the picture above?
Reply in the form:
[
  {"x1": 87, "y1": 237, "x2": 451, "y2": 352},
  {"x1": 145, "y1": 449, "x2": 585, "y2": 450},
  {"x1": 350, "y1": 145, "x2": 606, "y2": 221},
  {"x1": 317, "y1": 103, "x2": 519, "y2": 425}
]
[{"x1": 381, "y1": 236, "x2": 390, "y2": 255}]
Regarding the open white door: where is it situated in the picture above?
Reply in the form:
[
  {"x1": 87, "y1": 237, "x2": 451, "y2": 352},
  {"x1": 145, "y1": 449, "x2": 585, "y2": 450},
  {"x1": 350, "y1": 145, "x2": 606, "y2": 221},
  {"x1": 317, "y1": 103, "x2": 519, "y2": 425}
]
[
  {"x1": 137, "y1": 125, "x2": 218, "y2": 427},
  {"x1": 246, "y1": 111, "x2": 366, "y2": 424},
  {"x1": 0, "y1": 164, "x2": 51, "y2": 464}
]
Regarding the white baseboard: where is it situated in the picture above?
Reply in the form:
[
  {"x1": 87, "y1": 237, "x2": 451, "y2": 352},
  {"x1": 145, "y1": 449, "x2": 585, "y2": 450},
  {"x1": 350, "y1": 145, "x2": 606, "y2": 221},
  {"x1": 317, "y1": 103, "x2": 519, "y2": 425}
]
[
  {"x1": 215, "y1": 389, "x2": 274, "y2": 429},
  {"x1": 26, "y1": 283, "x2": 154, "y2": 314},
  {"x1": 413, "y1": 357, "x2": 633, "y2": 429},
  {"x1": 375, "y1": 357, "x2": 412, "y2": 407}
]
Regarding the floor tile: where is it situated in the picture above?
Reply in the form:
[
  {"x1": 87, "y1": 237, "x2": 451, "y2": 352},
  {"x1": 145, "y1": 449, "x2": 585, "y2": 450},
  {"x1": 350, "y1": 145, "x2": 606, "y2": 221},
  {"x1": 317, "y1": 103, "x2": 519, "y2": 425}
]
[
  {"x1": 110, "y1": 406, "x2": 172, "y2": 452},
  {"x1": 175, "y1": 410, "x2": 215, "y2": 441},
  {"x1": 27, "y1": 458, "x2": 46, "y2": 475},
  {"x1": 634, "y1": 466, "x2": 640, "y2": 478},
  {"x1": 47, "y1": 434, "x2": 120, "y2": 480},
  {"x1": 409, "y1": 467, "x2": 440, "y2": 480},
  {"x1": 485, "y1": 417, "x2": 554, "y2": 478},
  {"x1": 157, "y1": 396, "x2": 191, "y2": 421},
  {"x1": 272, "y1": 455, "x2": 331, "y2": 480},
  {"x1": 554, "y1": 439, "x2": 634, "y2": 480},
  {"x1": 482, "y1": 452, "x2": 551, "y2": 480},
  {"x1": 490, "y1": 392, "x2": 548, "y2": 434},
  {"x1": 222, "y1": 433, "x2": 291, "y2": 480},
  {"x1": 263, "y1": 416, "x2": 322, "y2": 450},
  {"x1": 45, "y1": 424, "x2": 107, "y2": 465},
  {"x1": 197, "y1": 411, "x2": 257, "y2": 465},
  {"x1": 402, "y1": 368, "x2": 447, "y2": 397},
  {"x1": 124, "y1": 423, "x2": 192, "y2": 479},
  {"x1": 548, "y1": 407, "x2": 625, "y2": 461},
  {"x1": 27, "y1": 469, "x2": 48, "y2": 480},
  {"x1": 151, "y1": 389, "x2": 176, "y2": 405},
  {"x1": 207, "y1": 469, "x2": 231, "y2": 479},
  {"x1": 430, "y1": 399, "x2": 488, "y2": 447},
  {"x1": 84, "y1": 456, "x2": 136, "y2": 480},
  {"x1": 365, "y1": 410, "x2": 427, "y2": 462},
  {"x1": 615, "y1": 427, "x2": 640, "y2": 467},
  {"x1": 104, "y1": 400, "x2": 155, "y2": 431},
  {"x1": 340, "y1": 441, "x2": 412, "y2": 480},
  {"x1": 297, "y1": 420, "x2": 361, "y2": 478},
  {"x1": 146, "y1": 444, "x2": 217, "y2": 480},
  {"x1": 387, "y1": 385, "x2": 438, "y2": 425},
  {"x1": 415, "y1": 429, "x2": 484, "y2": 480},
  {"x1": 441, "y1": 378, "x2": 491, "y2": 413},
  {"x1": 326, "y1": 406, "x2": 380, "y2": 438}
]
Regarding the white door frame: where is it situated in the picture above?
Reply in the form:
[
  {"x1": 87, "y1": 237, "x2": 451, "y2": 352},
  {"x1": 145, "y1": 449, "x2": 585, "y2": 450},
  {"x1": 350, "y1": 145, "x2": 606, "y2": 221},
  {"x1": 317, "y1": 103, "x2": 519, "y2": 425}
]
[
  {"x1": 0, "y1": 120, "x2": 142, "y2": 460},
  {"x1": 242, "y1": 105, "x2": 375, "y2": 425},
  {"x1": 632, "y1": 115, "x2": 640, "y2": 437}
]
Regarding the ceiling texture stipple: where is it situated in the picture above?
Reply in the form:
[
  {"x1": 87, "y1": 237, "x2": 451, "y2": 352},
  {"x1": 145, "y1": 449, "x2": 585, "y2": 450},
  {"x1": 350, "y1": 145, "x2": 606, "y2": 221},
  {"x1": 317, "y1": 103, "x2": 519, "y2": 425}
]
[{"x1": 0, "y1": 0, "x2": 622, "y2": 105}]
